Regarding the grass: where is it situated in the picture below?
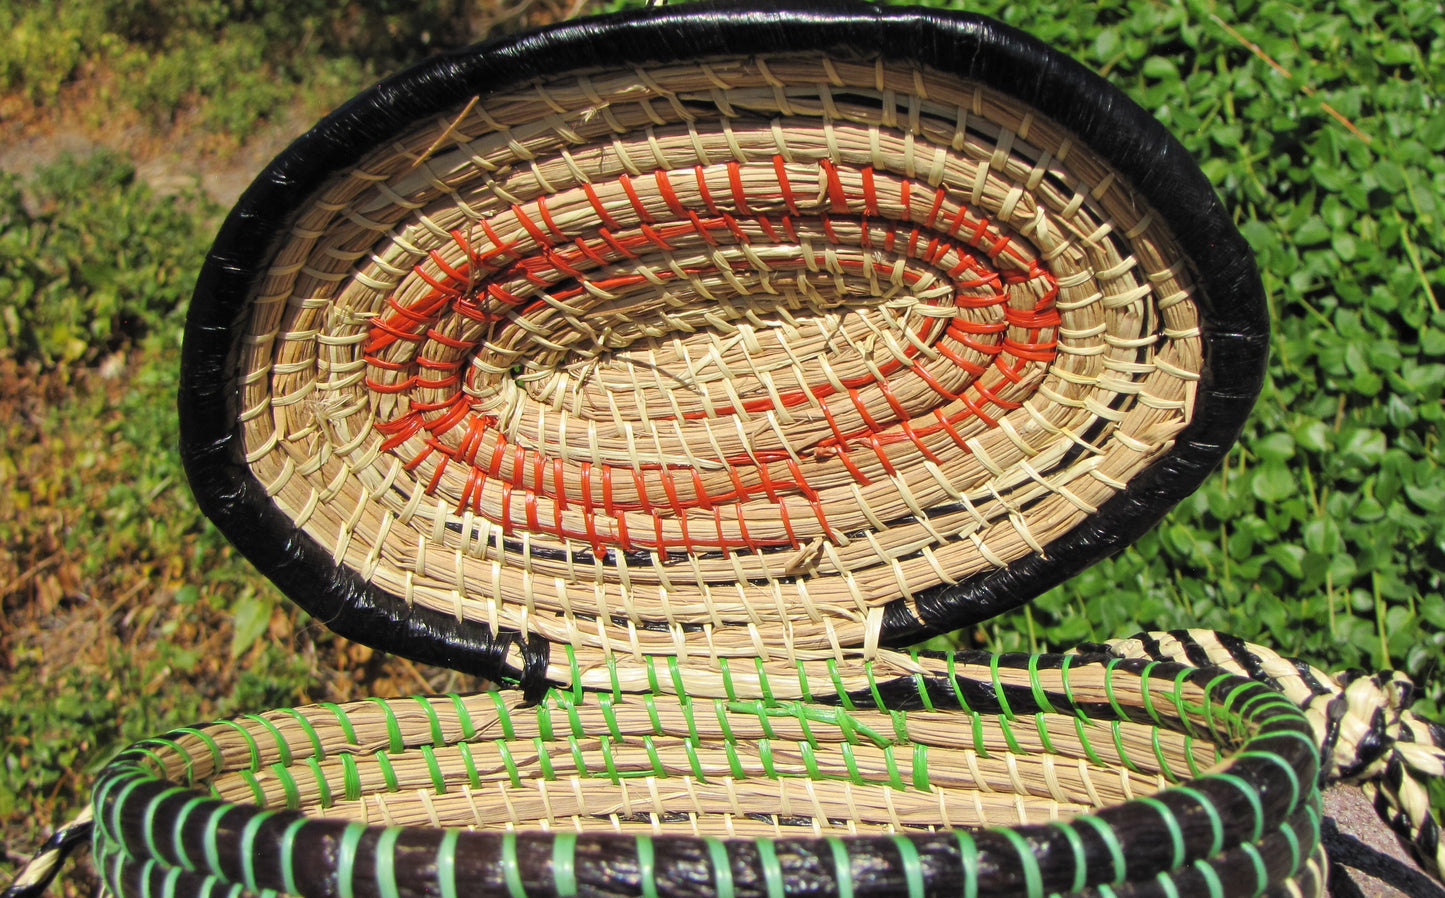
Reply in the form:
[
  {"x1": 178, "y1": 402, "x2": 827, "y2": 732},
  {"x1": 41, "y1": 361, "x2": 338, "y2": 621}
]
[{"x1": 2, "y1": 0, "x2": 1443, "y2": 893}]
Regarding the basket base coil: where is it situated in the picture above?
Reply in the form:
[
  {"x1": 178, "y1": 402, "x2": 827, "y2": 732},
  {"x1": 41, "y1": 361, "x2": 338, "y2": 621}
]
[{"x1": 91, "y1": 649, "x2": 1325, "y2": 898}]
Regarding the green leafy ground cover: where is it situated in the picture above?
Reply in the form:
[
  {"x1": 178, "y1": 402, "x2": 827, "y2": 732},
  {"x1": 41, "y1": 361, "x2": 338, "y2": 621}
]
[{"x1": 2, "y1": 0, "x2": 1442, "y2": 892}]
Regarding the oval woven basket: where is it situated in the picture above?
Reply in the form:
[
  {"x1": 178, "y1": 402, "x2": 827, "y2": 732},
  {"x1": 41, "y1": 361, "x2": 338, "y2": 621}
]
[
  {"x1": 93, "y1": 649, "x2": 1327, "y2": 898},
  {"x1": 85, "y1": 2, "x2": 1311, "y2": 897}
]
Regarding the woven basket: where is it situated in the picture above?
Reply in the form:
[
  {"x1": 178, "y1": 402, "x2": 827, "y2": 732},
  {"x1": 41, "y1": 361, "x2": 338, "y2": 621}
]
[{"x1": 81, "y1": 2, "x2": 1338, "y2": 896}]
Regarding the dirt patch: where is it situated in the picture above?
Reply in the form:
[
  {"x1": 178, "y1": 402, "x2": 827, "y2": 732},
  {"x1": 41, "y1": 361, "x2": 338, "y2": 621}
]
[{"x1": 0, "y1": 83, "x2": 320, "y2": 206}]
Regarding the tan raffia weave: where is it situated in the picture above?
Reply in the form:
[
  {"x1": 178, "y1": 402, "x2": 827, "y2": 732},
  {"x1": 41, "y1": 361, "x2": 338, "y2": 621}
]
[
  {"x1": 235, "y1": 55, "x2": 1204, "y2": 688},
  {"x1": 132, "y1": 654, "x2": 1225, "y2": 838}
]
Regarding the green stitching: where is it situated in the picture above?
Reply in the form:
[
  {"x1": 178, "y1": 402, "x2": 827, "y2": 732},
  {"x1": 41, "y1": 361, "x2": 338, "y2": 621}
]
[
  {"x1": 279, "y1": 816, "x2": 305, "y2": 896},
  {"x1": 881, "y1": 745, "x2": 905, "y2": 791},
  {"x1": 1050, "y1": 820, "x2": 1088, "y2": 894},
  {"x1": 245, "y1": 715, "x2": 293, "y2": 766},
  {"x1": 1149, "y1": 727, "x2": 1175, "y2": 782},
  {"x1": 367, "y1": 698, "x2": 405, "y2": 754},
  {"x1": 1239, "y1": 842, "x2": 1268, "y2": 896},
  {"x1": 1194, "y1": 858, "x2": 1224, "y2": 898},
  {"x1": 340, "y1": 754, "x2": 361, "y2": 802},
  {"x1": 375, "y1": 827, "x2": 402, "y2": 898},
  {"x1": 564, "y1": 643, "x2": 583, "y2": 704},
  {"x1": 1034, "y1": 712, "x2": 1056, "y2": 757},
  {"x1": 320, "y1": 702, "x2": 359, "y2": 745},
  {"x1": 840, "y1": 742, "x2": 863, "y2": 785},
  {"x1": 108, "y1": 776, "x2": 147, "y2": 858},
  {"x1": 720, "y1": 657, "x2": 740, "y2": 702},
  {"x1": 160, "y1": 864, "x2": 180, "y2": 898},
  {"x1": 421, "y1": 744, "x2": 446, "y2": 794},
  {"x1": 336, "y1": 821, "x2": 365, "y2": 898},
  {"x1": 437, "y1": 829, "x2": 459, "y2": 898},
  {"x1": 569, "y1": 735, "x2": 588, "y2": 780},
  {"x1": 1110, "y1": 720, "x2": 1143, "y2": 773},
  {"x1": 1152, "y1": 870, "x2": 1182, "y2": 898},
  {"x1": 864, "y1": 661, "x2": 886, "y2": 710},
  {"x1": 564, "y1": 696, "x2": 585, "y2": 739},
  {"x1": 890, "y1": 835, "x2": 924, "y2": 898},
  {"x1": 170, "y1": 796, "x2": 207, "y2": 872},
  {"x1": 218, "y1": 720, "x2": 262, "y2": 773},
  {"x1": 1138, "y1": 662, "x2": 1162, "y2": 724},
  {"x1": 1181, "y1": 733, "x2": 1204, "y2": 778},
  {"x1": 1075, "y1": 814, "x2": 1126, "y2": 883},
  {"x1": 1173, "y1": 786, "x2": 1224, "y2": 857},
  {"x1": 635, "y1": 833, "x2": 658, "y2": 898},
  {"x1": 971, "y1": 708, "x2": 989, "y2": 758},
  {"x1": 825, "y1": 837, "x2": 853, "y2": 898},
  {"x1": 644, "y1": 693, "x2": 665, "y2": 736},
  {"x1": 552, "y1": 832, "x2": 578, "y2": 898},
  {"x1": 413, "y1": 697, "x2": 445, "y2": 746},
  {"x1": 238, "y1": 770, "x2": 266, "y2": 807},
  {"x1": 665, "y1": 656, "x2": 687, "y2": 701},
  {"x1": 826, "y1": 659, "x2": 854, "y2": 709},
  {"x1": 796, "y1": 659, "x2": 815, "y2": 703},
  {"x1": 496, "y1": 739, "x2": 523, "y2": 787},
  {"x1": 1279, "y1": 819, "x2": 1302, "y2": 878},
  {"x1": 1027, "y1": 654, "x2": 1057, "y2": 715},
  {"x1": 600, "y1": 735, "x2": 620, "y2": 783},
  {"x1": 451, "y1": 694, "x2": 478, "y2": 740},
  {"x1": 911, "y1": 743, "x2": 929, "y2": 791},
  {"x1": 995, "y1": 828, "x2": 1042, "y2": 898},
  {"x1": 501, "y1": 831, "x2": 525, "y2": 898},
  {"x1": 459, "y1": 742, "x2": 483, "y2": 789},
  {"x1": 273, "y1": 761, "x2": 302, "y2": 809},
  {"x1": 1206, "y1": 772, "x2": 1263, "y2": 842},
  {"x1": 1102, "y1": 659, "x2": 1128, "y2": 724},
  {"x1": 1139, "y1": 797, "x2": 1185, "y2": 870},
  {"x1": 201, "y1": 804, "x2": 230, "y2": 879},
  {"x1": 756, "y1": 839, "x2": 784, "y2": 898},
  {"x1": 600, "y1": 694, "x2": 623, "y2": 739},
  {"x1": 800, "y1": 742, "x2": 821, "y2": 781},
  {"x1": 375, "y1": 751, "x2": 400, "y2": 792},
  {"x1": 140, "y1": 786, "x2": 186, "y2": 867},
  {"x1": 955, "y1": 829, "x2": 979, "y2": 898},
  {"x1": 715, "y1": 699, "x2": 737, "y2": 743},
  {"x1": 643, "y1": 735, "x2": 666, "y2": 779},
  {"x1": 607, "y1": 656, "x2": 623, "y2": 701},
  {"x1": 174, "y1": 727, "x2": 224, "y2": 775},
  {"x1": 240, "y1": 810, "x2": 275, "y2": 891},
  {"x1": 683, "y1": 737, "x2": 708, "y2": 781},
  {"x1": 989, "y1": 655, "x2": 1015, "y2": 720},
  {"x1": 706, "y1": 837, "x2": 734, "y2": 898},
  {"x1": 484, "y1": 692, "x2": 514, "y2": 740},
  {"x1": 724, "y1": 742, "x2": 746, "y2": 779},
  {"x1": 1236, "y1": 749, "x2": 1301, "y2": 814},
  {"x1": 889, "y1": 709, "x2": 910, "y2": 743}
]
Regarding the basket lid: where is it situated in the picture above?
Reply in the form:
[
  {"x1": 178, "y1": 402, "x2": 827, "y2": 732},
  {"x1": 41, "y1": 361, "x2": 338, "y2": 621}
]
[{"x1": 180, "y1": 1, "x2": 1266, "y2": 700}]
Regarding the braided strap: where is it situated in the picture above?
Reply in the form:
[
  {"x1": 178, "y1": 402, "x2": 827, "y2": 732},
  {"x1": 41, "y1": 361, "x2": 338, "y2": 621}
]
[
  {"x1": 1104, "y1": 628, "x2": 1445, "y2": 883},
  {"x1": 86, "y1": 649, "x2": 1327, "y2": 898},
  {"x1": 0, "y1": 807, "x2": 94, "y2": 898}
]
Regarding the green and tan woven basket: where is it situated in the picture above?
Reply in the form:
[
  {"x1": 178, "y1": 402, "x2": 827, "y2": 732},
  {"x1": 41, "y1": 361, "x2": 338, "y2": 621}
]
[{"x1": 9, "y1": 4, "x2": 1445, "y2": 898}]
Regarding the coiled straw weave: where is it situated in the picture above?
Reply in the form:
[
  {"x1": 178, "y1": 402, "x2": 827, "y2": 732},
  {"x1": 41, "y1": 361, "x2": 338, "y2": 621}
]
[
  {"x1": 88, "y1": 647, "x2": 1328, "y2": 898},
  {"x1": 180, "y1": 7, "x2": 1259, "y2": 696}
]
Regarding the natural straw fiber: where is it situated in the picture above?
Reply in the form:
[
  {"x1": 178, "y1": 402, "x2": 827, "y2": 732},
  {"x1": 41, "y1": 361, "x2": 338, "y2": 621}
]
[
  {"x1": 180, "y1": 3, "x2": 1267, "y2": 695},
  {"x1": 89, "y1": 646, "x2": 1329, "y2": 898}
]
